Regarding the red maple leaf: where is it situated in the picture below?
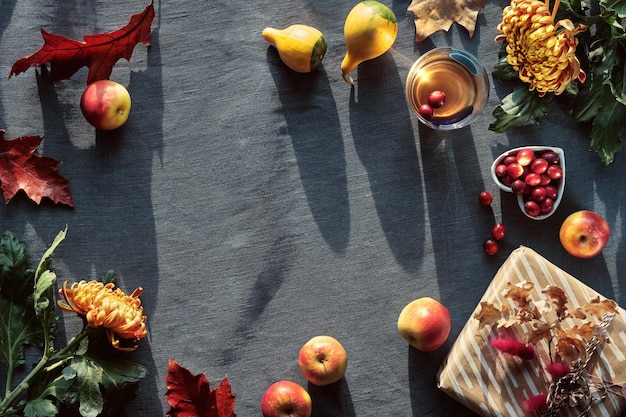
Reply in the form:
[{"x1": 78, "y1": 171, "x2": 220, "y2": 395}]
[
  {"x1": 9, "y1": 1, "x2": 154, "y2": 84},
  {"x1": 165, "y1": 359, "x2": 236, "y2": 417},
  {"x1": 0, "y1": 130, "x2": 73, "y2": 207}
]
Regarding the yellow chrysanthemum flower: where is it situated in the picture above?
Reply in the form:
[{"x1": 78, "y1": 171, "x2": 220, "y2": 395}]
[
  {"x1": 496, "y1": 0, "x2": 586, "y2": 96},
  {"x1": 58, "y1": 280, "x2": 147, "y2": 351}
]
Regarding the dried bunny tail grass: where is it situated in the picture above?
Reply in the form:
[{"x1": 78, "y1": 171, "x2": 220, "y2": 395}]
[
  {"x1": 522, "y1": 393, "x2": 548, "y2": 413},
  {"x1": 490, "y1": 338, "x2": 537, "y2": 360},
  {"x1": 545, "y1": 362, "x2": 570, "y2": 380}
]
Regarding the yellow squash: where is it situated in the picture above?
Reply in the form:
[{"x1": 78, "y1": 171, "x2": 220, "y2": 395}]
[
  {"x1": 262, "y1": 24, "x2": 327, "y2": 74},
  {"x1": 341, "y1": 1, "x2": 398, "y2": 84}
]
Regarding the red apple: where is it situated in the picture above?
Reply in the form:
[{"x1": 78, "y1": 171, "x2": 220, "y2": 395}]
[
  {"x1": 397, "y1": 297, "x2": 451, "y2": 352},
  {"x1": 80, "y1": 80, "x2": 131, "y2": 130},
  {"x1": 261, "y1": 380, "x2": 312, "y2": 417},
  {"x1": 298, "y1": 335, "x2": 347, "y2": 386},
  {"x1": 559, "y1": 210, "x2": 610, "y2": 258}
]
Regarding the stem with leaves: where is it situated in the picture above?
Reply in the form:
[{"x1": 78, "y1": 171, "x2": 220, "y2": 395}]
[{"x1": 0, "y1": 328, "x2": 88, "y2": 415}]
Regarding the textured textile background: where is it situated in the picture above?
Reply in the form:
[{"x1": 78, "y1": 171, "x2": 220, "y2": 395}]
[{"x1": 0, "y1": 1, "x2": 625, "y2": 416}]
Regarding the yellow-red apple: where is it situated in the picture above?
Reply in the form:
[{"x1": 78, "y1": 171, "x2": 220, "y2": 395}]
[
  {"x1": 261, "y1": 380, "x2": 312, "y2": 417},
  {"x1": 397, "y1": 297, "x2": 451, "y2": 352},
  {"x1": 559, "y1": 210, "x2": 610, "y2": 258},
  {"x1": 80, "y1": 80, "x2": 131, "y2": 130},
  {"x1": 298, "y1": 335, "x2": 347, "y2": 386}
]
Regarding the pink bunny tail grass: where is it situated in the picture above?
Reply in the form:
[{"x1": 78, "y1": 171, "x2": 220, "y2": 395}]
[
  {"x1": 522, "y1": 393, "x2": 548, "y2": 413},
  {"x1": 490, "y1": 338, "x2": 537, "y2": 360},
  {"x1": 545, "y1": 362, "x2": 570, "y2": 380}
]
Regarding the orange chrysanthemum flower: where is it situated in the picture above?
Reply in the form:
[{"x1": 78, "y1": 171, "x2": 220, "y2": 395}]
[
  {"x1": 58, "y1": 280, "x2": 147, "y2": 351},
  {"x1": 496, "y1": 0, "x2": 586, "y2": 96}
]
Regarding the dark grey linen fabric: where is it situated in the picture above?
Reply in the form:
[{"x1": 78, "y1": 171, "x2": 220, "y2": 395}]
[{"x1": 0, "y1": 1, "x2": 625, "y2": 416}]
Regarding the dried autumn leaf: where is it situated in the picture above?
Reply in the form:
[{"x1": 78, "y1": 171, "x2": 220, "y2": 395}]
[
  {"x1": 407, "y1": 0, "x2": 484, "y2": 41},
  {"x1": 9, "y1": 1, "x2": 154, "y2": 84},
  {"x1": 570, "y1": 298, "x2": 618, "y2": 321},
  {"x1": 554, "y1": 326, "x2": 586, "y2": 363},
  {"x1": 504, "y1": 281, "x2": 541, "y2": 322},
  {"x1": 474, "y1": 301, "x2": 501, "y2": 328},
  {"x1": 567, "y1": 321, "x2": 596, "y2": 343},
  {"x1": 527, "y1": 321, "x2": 553, "y2": 345},
  {"x1": 543, "y1": 286, "x2": 568, "y2": 319},
  {"x1": 0, "y1": 130, "x2": 73, "y2": 207},
  {"x1": 165, "y1": 359, "x2": 236, "y2": 417}
]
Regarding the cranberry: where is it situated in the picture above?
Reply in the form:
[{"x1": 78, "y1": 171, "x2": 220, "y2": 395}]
[
  {"x1": 545, "y1": 185, "x2": 558, "y2": 200},
  {"x1": 511, "y1": 179, "x2": 526, "y2": 195},
  {"x1": 495, "y1": 164, "x2": 508, "y2": 177},
  {"x1": 540, "y1": 198, "x2": 554, "y2": 213},
  {"x1": 541, "y1": 151, "x2": 560, "y2": 165},
  {"x1": 418, "y1": 104, "x2": 434, "y2": 120},
  {"x1": 478, "y1": 190, "x2": 493, "y2": 206},
  {"x1": 427, "y1": 90, "x2": 446, "y2": 108},
  {"x1": 531, "y1": 158, "x2": 548, "y2": 174},
  {"x1": 547, "y1": 165, "x2": 563, "y2": 180},
  {"x1": 531, "y1": 186, "x2": 547, "y2": 202},
  {"x1": 506, "y1": 163, "x2": 524, "y2": 179},
  {"x1": 524, "y1": 200, "x2": 541, "y2": 217},
  {"x1": 503, "y1": 155, "x2": 518, "y2": 165},
  {"x1": 525, "y1": 172, "x2": 542, "y2": 187},
  {"x1": 516, "y1": 148, "x2": 535, "y2": 166},
  {"x1": 483, "y1": 238, "x2": 499, "y2": 255},
  {"x1": 491, "y1": 223, "x2": 506, "y2": 240}
]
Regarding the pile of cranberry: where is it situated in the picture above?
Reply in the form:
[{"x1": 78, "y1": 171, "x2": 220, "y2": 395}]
[{"x1": 493, "y1": 148, "x2": 563, "y2": 218}]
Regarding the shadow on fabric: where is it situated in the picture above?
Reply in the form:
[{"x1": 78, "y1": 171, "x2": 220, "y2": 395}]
[
  {"x1": 308, "y1": 378, "x2": 356, "y2": 417},
  {"x1": 408, "y1": 346, "x2": 482, "y2": 417},
  {"x1": 13, "y1": 27, "x2": 165, "y2": 417},
  {"x1": 268, "y1": 48, "x2": 350, "y2": 255},
  {"x1": 349, "y1": 52, "x2": 425, "y2": 273}
]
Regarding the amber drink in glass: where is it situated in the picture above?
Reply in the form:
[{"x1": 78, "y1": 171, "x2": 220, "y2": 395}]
[{"x1": 405, "y1": 47, "x2": 489, "y2": 130}]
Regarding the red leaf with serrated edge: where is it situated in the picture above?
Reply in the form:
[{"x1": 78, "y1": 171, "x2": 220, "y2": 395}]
[
  {"x1": 165, "y1": 359, "x2": 236, "y2": 417},
  {"x1": 9, "y1": 1, "x2": 154, "y2": 84},
  {"x1": 0, "y1": 130, "x2": 73, "y2": 207}
]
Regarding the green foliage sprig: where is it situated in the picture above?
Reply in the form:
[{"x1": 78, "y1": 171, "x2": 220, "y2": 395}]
[
  {"x1": 0, "y1": 229, "x2": 146, "y2": 417},
  {"x1": 490, "y1": 0, "x2": 626, "y2": 165}
]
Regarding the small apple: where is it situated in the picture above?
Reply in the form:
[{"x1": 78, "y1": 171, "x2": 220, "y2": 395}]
[
  {"x1": 80, "y1": 79, "x2": 131, "y2": 130},
  {"x1": 559, "y1": 210, "x2": 610, "y2": 258},
  {"x1": 298, "y1": 335, "x2": 347, "y2": 386},
  {"x1": 261, "y1": 380, "x2": 312, "y2": 417},
  {"x1": 397, "y1": 297, "x2": 451, "y2": 352}
]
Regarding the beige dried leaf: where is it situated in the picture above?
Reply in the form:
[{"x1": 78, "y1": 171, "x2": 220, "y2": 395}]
[
  {"x1": 474, "y1": 301, "x2": 501, "y2": 328},
  {"x1": 570, "y1": 297, "x2": 618, "y2": 321},
  {"x1": 407, "y1": 0, "x2": 484, "y2": 41}
]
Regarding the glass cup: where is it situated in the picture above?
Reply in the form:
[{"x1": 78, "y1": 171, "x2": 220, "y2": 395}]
[{"x1": 405, "y1": 47, "x2": 490, "y2": 130}]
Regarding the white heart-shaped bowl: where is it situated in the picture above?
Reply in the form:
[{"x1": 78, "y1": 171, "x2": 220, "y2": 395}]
[{"x1": 490, "y1": 146, "x2": 565, "y2": 220}]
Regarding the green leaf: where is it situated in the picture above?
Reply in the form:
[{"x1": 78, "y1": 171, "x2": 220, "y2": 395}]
[
  {"x1": 599, "y1": 0, "x2": 626, "y2": 17},
  {"x1": 34, "y1": 227, "x2": 66, "y2": 282},
  {"x1": 572, "y1": 76, "x2": 607, "y2": 122},
  {"x1": 23, "y1": 398, "x2": 58, "y2": 417},
  {"x1": 32, "y1": 227, "x2": 66, "y2": 346},
  {"x1": 0, "y1": 231, "x2": 34, "y2": 302},
  {"x1": 609, "y1": 52, "x2": 626, "y2": 105},
  {"x1": 492, "y1": 44, "x2": 519, "y2": 82},
  {"x1": 68, "y1": 355, "x2": 147, "y2": 417},
  {"x1": 0, "y1": 297, "x2": 44, "y2": 370},
  {"x1": 100, "y1": 269, "x2": 117, "y2": 286},
  {"x1": 489, "y1": 86, "x2": 554, "y2": 132},
  {"x1": 70, "y1": 357, "x2": 104, "y2": 417},
  {"x1": 589, "y1": 99, "x2": 626, "y2": 164}
]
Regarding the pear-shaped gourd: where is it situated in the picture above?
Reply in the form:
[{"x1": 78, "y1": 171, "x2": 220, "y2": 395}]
[
  {"x1": 263, "y1": 24, "x2": 327, "y2": 73},
  {"x1": 341, "y1": 1, "x2": 398, "y2": 84}
]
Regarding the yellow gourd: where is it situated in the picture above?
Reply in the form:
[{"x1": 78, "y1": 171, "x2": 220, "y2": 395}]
[
  {"x1": 341, "y1": 1, "x2": 398, "y2": 84},
  {"x1": 262, "y1": 24, "x2": 327, "y2": 74}
]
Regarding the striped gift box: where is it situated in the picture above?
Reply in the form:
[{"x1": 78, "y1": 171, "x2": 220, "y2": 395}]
[{"x1": 437, "y1": 246, "x2": 626, "y2": 417}]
